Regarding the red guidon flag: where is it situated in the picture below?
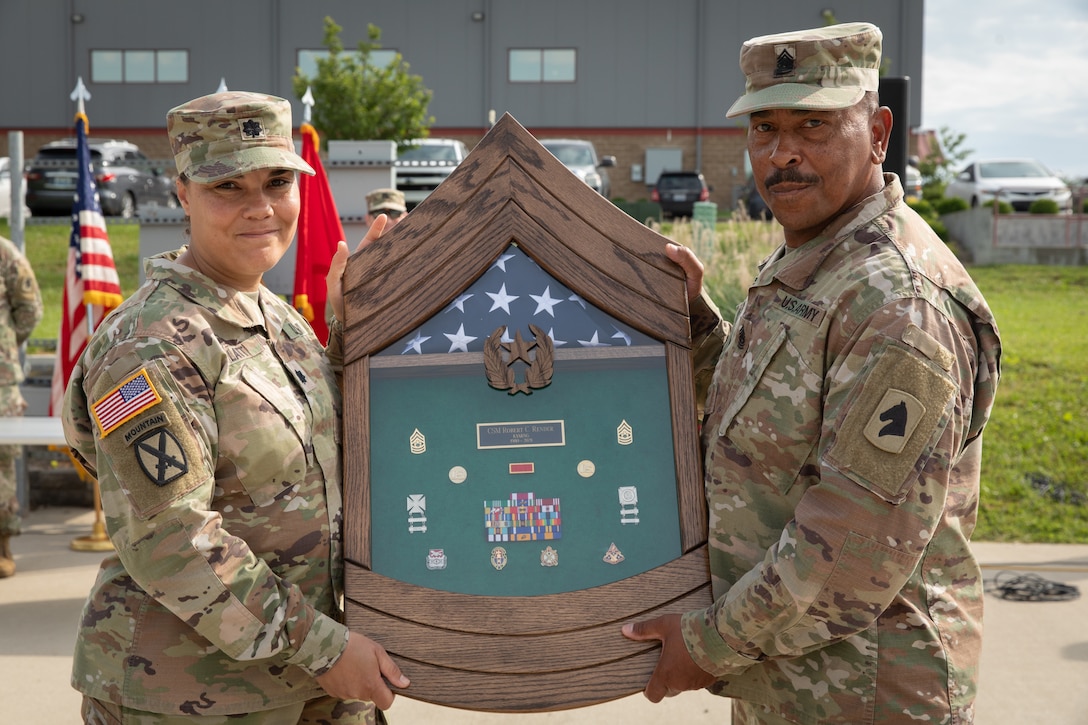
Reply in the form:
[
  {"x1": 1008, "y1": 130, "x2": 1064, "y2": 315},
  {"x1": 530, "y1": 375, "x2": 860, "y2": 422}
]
[
  {"x1": 50, "y1": 111, "x2": 124, "y2": 416},
  {"x1": 292, "y1": 122, "x2": 345, "y2": 344}
]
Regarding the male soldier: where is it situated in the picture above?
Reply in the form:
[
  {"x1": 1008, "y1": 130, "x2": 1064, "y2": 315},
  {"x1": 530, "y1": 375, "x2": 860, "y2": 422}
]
[
  {"x1": 625, "y1": 22, "x2": 1002, "y2": 724},
  {"x1": 365, "y1": 188, "x2": 407, "y2": 228},
  {"x1": 0, "y1": 234, "x2": 42, "y2": 578}
]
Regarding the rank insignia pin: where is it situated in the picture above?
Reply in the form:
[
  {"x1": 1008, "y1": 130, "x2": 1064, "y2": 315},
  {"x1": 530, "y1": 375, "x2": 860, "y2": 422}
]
[
  {"x1": 603, "y1": 542, "x2": 625, "y2": 565},
  {"x1": 617, "y1": 420, "x2": 633, "y2": 446},
  {"x1": 410, "y1": 428, "x2": 427, "y2": 455}
]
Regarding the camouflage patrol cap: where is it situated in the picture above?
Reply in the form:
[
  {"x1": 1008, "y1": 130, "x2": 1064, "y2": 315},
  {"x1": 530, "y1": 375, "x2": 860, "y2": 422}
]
[
  {"x1": 726, "y1": 22, "x2": 882, "y2": 118},
  {"x1": 167, "y1": 91, "x2": 315, "y2": 183},
  {"x1": 366, "y1": 188, "x2": 407, "y2": 213}
]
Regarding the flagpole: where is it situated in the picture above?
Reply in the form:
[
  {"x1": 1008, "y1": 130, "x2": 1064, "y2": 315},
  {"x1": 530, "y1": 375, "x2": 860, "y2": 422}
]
[{"x1": 65, "y1": 77, "x2": 113, "y2": 553}]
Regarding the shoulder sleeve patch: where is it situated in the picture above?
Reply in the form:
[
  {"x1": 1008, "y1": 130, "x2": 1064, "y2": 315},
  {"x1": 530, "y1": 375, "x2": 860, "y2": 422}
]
[
  {"x1": 91, "y1": 369, "x2": 163, "y2": 437},
  {"x1": 826, "y1": 344, "x2": 957, "y2": 503},
  {"x1": 92, "y1": 361, "x2": 210, "y2": 519}
]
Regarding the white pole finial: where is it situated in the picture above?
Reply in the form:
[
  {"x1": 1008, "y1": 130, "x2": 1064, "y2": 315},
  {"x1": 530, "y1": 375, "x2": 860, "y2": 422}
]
[
  {"x1": 301, "y1": 86, "x2": 315, "y2": 125},
  {"x1": 70, "y1": 76, "x2": 91, "y2": 116},
  {"x1": 216, "y1": 77, "x2": 228, "y2": 93}
]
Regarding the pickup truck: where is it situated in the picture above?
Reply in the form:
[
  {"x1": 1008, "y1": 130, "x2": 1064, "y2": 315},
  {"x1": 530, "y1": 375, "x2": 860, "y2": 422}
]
[{"x1": 395, "y1": 138, "x2": 470, "y2": 209}]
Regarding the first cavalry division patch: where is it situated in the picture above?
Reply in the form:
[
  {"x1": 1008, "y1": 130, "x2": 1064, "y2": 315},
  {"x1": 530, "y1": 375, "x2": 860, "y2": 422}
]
[{"x1": 92, "y1": 369, "x2": 163, "y2": 437}]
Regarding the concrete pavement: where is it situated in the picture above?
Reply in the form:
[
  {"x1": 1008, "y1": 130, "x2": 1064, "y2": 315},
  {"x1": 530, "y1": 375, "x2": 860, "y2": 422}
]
[{"x1": 2, "y1": 506, "x2": 1086, "y2": 724}]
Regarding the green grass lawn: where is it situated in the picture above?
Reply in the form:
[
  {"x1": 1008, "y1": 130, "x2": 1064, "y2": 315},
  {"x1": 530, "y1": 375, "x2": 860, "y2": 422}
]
[
  {"x1": 967, "y1": 265, "x2": 1088, "y2": 542},
  {"x1": 4, "y1": 219, "x2": 1086, "y2": 542},
  {"x1": 1, "y1": 220, "x2": 142, "y2": 345}
]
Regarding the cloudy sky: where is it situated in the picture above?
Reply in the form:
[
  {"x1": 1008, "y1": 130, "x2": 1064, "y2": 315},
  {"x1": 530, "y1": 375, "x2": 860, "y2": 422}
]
[{"x1": 921, "y1": 1, "x2": 1088, "y2": 180}]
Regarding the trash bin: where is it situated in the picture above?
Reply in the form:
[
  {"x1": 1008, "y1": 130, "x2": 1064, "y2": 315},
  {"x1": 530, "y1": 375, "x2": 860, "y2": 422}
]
[
  {"x1": 692, "y1": 201, "x2": 717, "y2": 256},
  {"x1": 693, "y1": 201, "x2": 717, "y2": 231}
]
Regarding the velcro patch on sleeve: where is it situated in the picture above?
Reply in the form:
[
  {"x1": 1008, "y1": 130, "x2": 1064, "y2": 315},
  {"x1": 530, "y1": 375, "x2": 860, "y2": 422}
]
[
  {"x1": 92, "y1": 361, "x2": 209, "y2": 519},
  {"x1": 901, "y1": 323, "x2": 955, "y2": 371},
  {"x1": 92, "y1": 369, "x2": 162, "y2": 437},
  {"x1": 826, "y1": 344, "x2": 957, "y2": 503}
]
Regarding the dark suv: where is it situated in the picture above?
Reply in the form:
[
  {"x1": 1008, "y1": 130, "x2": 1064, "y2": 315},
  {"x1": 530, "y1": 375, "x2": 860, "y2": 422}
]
[
  {"x1": 651, "y1": 171, "x2": 710, "y2": 218},
  {"x1": 25, "y1": 138, "x2": 177, "y2": 218}
]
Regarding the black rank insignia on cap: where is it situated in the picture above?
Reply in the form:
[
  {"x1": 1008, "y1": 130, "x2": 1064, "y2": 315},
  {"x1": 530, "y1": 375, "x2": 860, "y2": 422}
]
[
  {"x1": 774, "y1": 44, "x2": 796, "y2": 77},
  {"x1": 241, "y1": 119, "x2": 266, "y2": 139}
]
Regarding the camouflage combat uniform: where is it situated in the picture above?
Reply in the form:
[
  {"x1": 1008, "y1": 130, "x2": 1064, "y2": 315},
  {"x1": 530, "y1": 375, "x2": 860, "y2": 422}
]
[
  {"x1": 63, "y1": 250, "x2": 374, "y2": 721},
  {"x1": 681, "y1": 176, "x2": 1001, "y2": 724},
  {"x1": 0, "y1": 234, "x2": 43, "y2": 540}
]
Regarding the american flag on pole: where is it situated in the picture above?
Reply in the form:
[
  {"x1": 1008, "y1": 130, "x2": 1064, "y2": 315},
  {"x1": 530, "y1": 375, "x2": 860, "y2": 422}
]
[{"x1": 49, "y1": 111, "x2": 124, "y2": 416}]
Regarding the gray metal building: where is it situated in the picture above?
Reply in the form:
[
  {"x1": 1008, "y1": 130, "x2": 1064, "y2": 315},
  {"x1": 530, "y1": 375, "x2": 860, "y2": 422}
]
[{"x1": 0, "y1": 0, "x2": 923, "y2": 206}]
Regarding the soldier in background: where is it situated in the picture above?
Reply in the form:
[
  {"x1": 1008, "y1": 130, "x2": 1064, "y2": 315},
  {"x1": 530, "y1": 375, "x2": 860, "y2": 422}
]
[
  {"x1": 63, "y1": 91, "x2": 406, "y2": 724},
  {"x1": 364, "y1": 188, "x2": 407, "y2": 228},
  {"x1": 0, "y1": 234, "x2": 43, "y2": 579},
  {"x1": 625, "y1": 22, "x2": 1002, "y2": 724}
]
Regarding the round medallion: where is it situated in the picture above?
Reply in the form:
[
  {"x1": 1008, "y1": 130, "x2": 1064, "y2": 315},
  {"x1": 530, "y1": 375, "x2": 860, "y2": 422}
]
[
  {"x1": 577, "y1": 460, "x2": 595, "y2": 478},
  {"x1": 449, "y1": 465, "x2": 468, "y2": 484}
]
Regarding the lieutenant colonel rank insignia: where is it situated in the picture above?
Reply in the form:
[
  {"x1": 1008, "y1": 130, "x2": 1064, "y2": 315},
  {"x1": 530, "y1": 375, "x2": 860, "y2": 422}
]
[
  {"x1": 240, "y1": 118, "x2": 267, "y2": 140},
  {"x1": 92, "y1": 369, "x2": 162, "y2": 437}
]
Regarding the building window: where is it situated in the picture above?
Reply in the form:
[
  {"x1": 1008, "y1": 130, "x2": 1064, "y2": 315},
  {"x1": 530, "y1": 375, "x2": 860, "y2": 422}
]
[
  {"x1": 296, "y1": 49, "x2": 398, "y2": 79},
  {"x1": 509, "y1": 49, "x2": 576, "y2": 83},
  {"x1": 91, "y1": 49, "x2": 189, "y2": 83}
]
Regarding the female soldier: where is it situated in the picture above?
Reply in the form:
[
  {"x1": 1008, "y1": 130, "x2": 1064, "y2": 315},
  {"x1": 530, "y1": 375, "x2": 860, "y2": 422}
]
[{"x1": 64, "y1": 91, "x2": 406, "y2": 724}]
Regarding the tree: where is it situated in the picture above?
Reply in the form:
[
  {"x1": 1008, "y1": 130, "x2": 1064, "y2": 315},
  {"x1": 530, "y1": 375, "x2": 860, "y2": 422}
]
[
  {"x1": 292, "y1": 17, "x2": 434, "y2": 145},
  {"x1": 917, "y1": 126, "x2": 972, "y2": 200}
]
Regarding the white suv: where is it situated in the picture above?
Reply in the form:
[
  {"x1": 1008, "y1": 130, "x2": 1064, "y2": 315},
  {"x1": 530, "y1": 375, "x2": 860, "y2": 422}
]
[
  {"x1": 539, "y1": 138, "x2": 616, "y2": 197},
  {"x1": 395, "y1": 138, "x2": 469, "y2": 209}
]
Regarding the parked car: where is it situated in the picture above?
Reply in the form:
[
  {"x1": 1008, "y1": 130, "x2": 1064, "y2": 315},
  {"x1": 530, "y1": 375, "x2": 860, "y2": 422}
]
[
  {"x1": 538, "y1": 138, "x2": 616, "y2": 197},
  {"x1": 25, "y1": 138, "x2": 177, "y2": 218},
  {"x1": 0, "y1": 156, "x2": 28, "y2": 219},
  {"x1": 944, "y1": 159, "x2": 1072, "y2": 213},
  {"x1": 395, "y1": 138, "x2": 470, "y2": 210},
  {"x1": 738, "y1": 175, "x2": 773, "y2": 221},
  {"x1": 651, "y1": 171, "x2": 710, "y2": 218}
]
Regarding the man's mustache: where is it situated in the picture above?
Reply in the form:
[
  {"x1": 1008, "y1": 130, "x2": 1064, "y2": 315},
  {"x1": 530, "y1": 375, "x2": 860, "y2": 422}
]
[{"x1": 764, "y1": 169, "x2": 820, "y2": 188}]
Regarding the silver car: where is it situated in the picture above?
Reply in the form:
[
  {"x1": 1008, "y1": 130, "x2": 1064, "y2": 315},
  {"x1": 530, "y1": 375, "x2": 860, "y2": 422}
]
[
  {"x1": 538, "y1": 139, "x2": 616, "y2": 197},
  {"x1": 945, "y1": 159, "x2": 1072, "y2": 212}
]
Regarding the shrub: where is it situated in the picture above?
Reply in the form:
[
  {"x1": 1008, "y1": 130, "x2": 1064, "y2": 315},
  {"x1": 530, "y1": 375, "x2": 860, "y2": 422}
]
[
  {"x1": 1082, "y1": 198, "x2": 1088, "y2": 213},
  {"x1": 982, "y1": 199, "x2": 1015, "y2": 214},
  {"x1": 907, "y1": 198, "x2": 937, "y2": 222},
  {"x1": 1028, "y1": 198, "x2": 1061, "y2": 214},
  {"x1": 935, "y1": 196, "x2": 970, "y2": 215}
]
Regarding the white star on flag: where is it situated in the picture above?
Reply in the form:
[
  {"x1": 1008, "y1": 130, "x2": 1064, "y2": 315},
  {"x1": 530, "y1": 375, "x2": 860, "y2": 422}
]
[
  {"x1": 401, "y1": 331, "x2": 431, "y2": 355},
  {"x1": 486, "y1": 283, "x2": 519, "y2": 314},
  {"x1": 578, "y1": 331, "x2": 610, "y2": 347},
  {"x1": 447, "y1": 293, "x2": 473, "y2": 313},
  {"x1": 444, "y1": 324, "x2": 478, "y2": 353},
  {"x1": 548, "y1": 328, "x2": 567, "y2": 347},
  {"x1": 530, "y1": 286, "x2": 563, "y2": 317}
]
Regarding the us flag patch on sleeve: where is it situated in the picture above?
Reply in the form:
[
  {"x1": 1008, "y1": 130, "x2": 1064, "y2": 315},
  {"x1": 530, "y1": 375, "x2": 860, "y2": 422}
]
[{"x1": 92, "y1": 369, "x2": 163, "y2": 437}]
